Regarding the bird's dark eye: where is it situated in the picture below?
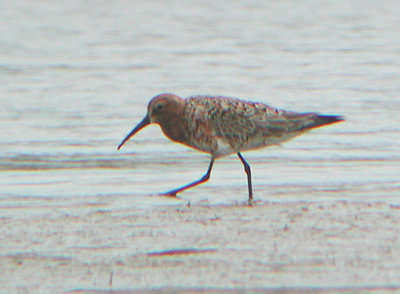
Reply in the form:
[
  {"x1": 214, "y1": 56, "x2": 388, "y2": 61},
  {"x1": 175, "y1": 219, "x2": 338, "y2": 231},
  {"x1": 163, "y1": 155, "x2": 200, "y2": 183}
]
[{"x1": 155, "y1": 103, "x2": 164, "y2": 111}]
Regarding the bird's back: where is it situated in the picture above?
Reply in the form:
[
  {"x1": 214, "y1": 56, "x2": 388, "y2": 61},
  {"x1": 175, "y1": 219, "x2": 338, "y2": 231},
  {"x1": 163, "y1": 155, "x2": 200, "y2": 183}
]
[{"x1": 183, "y1": 95, "x2": 343, "y2": 157}]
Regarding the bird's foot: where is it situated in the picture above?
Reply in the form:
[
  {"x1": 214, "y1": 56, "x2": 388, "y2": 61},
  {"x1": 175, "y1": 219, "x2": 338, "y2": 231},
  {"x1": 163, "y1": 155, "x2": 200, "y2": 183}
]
[
  {"x1": 247, "y1": 198, "x2": 254, "y2": 207},
  {"x1": 160, "y1": 191, "x2": 178, "y2": 197}
]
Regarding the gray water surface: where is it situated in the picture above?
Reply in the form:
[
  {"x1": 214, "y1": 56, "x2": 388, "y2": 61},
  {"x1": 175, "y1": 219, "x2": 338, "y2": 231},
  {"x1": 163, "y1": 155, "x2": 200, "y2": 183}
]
[{"x1": 1, "y1": 0, "x2": 399, "y2": 206}]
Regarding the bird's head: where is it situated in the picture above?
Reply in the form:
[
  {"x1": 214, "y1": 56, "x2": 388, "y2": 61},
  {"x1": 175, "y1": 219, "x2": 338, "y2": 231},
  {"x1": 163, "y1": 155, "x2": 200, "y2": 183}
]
[{"x1": 117, "y1": 93, "x2": 184, "y2": 150}]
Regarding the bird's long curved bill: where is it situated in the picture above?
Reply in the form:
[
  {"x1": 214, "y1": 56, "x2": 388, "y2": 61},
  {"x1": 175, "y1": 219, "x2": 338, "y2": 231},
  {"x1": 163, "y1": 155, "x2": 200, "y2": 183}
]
[{"x1": 117, "y1": 115, "x2": 150, "y2": 150}]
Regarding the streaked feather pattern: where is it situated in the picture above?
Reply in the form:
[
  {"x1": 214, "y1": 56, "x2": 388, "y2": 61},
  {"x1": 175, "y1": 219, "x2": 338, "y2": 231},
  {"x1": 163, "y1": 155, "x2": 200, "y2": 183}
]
[{"x1": 183, "y1": 95, "x2": 343, "y2": 156}]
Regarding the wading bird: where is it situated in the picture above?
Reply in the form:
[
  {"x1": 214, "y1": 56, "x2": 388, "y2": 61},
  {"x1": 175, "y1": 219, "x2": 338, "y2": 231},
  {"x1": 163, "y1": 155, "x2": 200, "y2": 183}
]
[{"x1": 118, "y1": 93, "x2": 344, "y2": 205}]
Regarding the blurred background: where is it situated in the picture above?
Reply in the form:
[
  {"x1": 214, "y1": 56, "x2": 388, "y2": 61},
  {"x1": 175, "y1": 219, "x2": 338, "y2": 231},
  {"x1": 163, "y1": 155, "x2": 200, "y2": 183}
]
[{"x1": 1, "y1": 0, "x2": 399, "y2": 205}]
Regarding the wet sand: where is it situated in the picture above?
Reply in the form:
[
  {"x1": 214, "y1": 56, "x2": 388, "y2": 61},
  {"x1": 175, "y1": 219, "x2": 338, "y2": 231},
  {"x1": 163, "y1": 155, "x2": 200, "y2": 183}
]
[{"x1": 1, "y1": 195, "x2": 400, "y2": 293}]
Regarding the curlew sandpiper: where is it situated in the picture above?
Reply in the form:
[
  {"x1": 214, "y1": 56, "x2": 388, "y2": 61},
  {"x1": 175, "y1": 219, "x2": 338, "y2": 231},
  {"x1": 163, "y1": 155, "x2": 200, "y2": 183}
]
[{"x1": 118, "y1": 93, "x2": 344, "y2": 205}]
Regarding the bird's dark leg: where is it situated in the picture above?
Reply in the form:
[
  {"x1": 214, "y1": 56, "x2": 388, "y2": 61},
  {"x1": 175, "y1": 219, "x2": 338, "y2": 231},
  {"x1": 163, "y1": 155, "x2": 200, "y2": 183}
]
[
  {"x1": 237, "y1": 152, "x2": 253, "y2": 204},
  {"x1": 162, "y1": 158, "x2": 215, "y2": 197}
]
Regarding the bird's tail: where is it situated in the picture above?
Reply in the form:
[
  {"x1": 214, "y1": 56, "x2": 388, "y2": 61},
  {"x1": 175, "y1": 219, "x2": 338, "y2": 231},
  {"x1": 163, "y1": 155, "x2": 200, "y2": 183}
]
[
  {"x1": 286, "y1": 113, "x2": 345, "y2": 132},
  {"x1": 310, "y1": 114, "x2": 345, "y2": 129}
]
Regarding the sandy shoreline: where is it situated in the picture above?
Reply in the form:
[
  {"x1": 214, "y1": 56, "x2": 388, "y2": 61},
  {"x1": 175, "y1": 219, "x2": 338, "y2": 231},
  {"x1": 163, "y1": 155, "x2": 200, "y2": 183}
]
[{"x1": 1, "y1": 196, "x2": 400, "y2": 293}]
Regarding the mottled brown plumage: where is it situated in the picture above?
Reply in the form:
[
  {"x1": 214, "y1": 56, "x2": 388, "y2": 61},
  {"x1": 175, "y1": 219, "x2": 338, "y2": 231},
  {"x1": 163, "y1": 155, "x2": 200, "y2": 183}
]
[{"x1": 118, "y1": 93, "x2": 344, "y2": 204}]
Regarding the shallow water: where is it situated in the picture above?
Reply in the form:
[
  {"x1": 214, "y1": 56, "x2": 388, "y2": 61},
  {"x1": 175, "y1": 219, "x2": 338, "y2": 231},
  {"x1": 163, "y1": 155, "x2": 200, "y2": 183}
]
[
  {"x1": 1, "y1": 0, "x2": 399, "y2": 206},
  {"x1": 1, "y1": 0, "x2": 400, "y2": 291}
]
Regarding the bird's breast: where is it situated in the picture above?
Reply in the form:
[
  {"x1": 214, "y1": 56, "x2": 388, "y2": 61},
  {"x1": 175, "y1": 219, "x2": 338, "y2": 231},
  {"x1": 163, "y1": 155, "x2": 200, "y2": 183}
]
[{"x1": 159, "y1": 120, "x2": 188, "y2": 145}]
